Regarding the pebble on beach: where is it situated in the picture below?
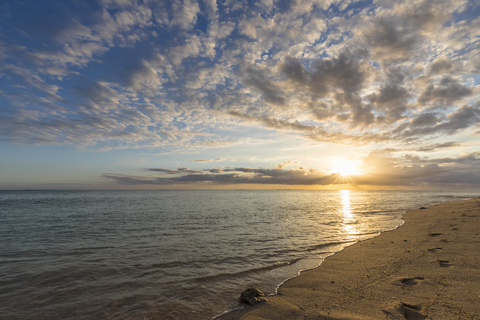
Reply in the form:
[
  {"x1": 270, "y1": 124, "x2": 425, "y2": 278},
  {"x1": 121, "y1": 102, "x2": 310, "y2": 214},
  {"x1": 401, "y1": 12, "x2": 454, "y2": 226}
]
[{"x1": 240, "y1": 287, "x2": 267, "y2": 305}]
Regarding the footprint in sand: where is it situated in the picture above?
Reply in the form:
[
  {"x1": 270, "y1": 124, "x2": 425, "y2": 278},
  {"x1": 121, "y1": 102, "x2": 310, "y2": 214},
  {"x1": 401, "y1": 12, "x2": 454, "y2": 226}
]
[
  {"x1": 438, "y1": 260, "x2": 454, "y2": 268},
  {"x1": 401, "y1": 303, "x2": 426, "y2": 320},
  {"x1": 428, "y1": 233, "x2": 443, "y2": 237},
  {"x1": 383, "y1": 302, "x2": 426, "y2": 320},
  {"x1": 400, "y1": 277, "x2": 425, "y2": 286}
]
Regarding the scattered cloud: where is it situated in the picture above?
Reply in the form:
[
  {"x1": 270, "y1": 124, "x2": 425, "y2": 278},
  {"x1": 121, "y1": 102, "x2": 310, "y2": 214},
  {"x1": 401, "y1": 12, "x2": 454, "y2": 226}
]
[
  {"x1": 105, "y1": 166, "x2": 340, "y2": 185},
  {"x1": 103, "y1": 149, "x2": 480, "y2": 187},
  {"x1": 275, "y1": 160, "x2": 299, "y2": 169},
  {"x1": 415, "y1": 142, "x2": 462, "y2": 152},
  {"x1": 186, "y1": 158, "x2": 229, "y2": 162},
  {"x1": 1, "y1": 0, "x2": 478, "y2": 150}
]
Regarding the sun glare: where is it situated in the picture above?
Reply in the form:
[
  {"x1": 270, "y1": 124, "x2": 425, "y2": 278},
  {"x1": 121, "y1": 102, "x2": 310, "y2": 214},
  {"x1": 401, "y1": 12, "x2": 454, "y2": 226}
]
[{"x1": 333, "y1": 159, "x2": 361, "y2": 176}]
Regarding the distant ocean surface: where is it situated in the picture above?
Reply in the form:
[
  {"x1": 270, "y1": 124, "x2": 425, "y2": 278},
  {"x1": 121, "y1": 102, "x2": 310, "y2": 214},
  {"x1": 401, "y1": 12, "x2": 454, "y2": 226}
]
[{"x1": 0, "y1": 190, "x2": 478, "y2": 319}]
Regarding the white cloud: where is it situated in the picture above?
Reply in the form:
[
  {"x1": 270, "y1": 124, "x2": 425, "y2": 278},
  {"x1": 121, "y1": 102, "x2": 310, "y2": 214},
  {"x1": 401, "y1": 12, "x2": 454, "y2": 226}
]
[
  {"x1": 1, "y1": 0, "x2": 479, "y2": 159},
  {"x1": 170, "y1": 0, "x2": 201, "y2": 29},
  {"x1": 2, "y1": 65, "x2": 60, "y2": 97}
]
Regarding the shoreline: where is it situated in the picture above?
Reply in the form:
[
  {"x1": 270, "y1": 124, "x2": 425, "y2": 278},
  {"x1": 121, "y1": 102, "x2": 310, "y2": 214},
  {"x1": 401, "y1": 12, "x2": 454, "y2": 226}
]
[{"x1": 218, "y1": 198, "x2": 480, "y2": 320}]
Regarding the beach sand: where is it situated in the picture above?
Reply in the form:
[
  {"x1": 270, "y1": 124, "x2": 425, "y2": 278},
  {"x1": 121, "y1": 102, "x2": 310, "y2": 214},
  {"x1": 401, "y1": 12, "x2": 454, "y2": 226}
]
[{"x1": 219, "y1": 198, "x2": 480, "y2": 320}]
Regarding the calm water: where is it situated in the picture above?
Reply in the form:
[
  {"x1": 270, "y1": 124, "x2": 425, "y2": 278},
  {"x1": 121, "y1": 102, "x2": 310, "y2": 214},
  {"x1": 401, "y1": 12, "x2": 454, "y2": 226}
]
[{"x1": 0, "y1": 190, "x2": 477, "y2": 319}]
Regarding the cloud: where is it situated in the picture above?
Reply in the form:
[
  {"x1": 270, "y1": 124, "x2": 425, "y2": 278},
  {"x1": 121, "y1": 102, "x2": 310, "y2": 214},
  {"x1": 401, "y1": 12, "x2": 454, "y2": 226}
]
[
  {"x1": 399, "y1": 105, "x2": 480, "y2": 138},
  {"x1": 428, "y1": 58, "x2": 455, "y2": 75},
  {"x1": 2, "y1": 65, "x2": 60, "y2": 98},
  {"x1": 186, "y1": 158, "x2": 226, "y2": 162},
  {"x1": 415, "y1": 142, "x2": 461, "y2": 152},
  {"x1": 0, "y1": 40, "x2": 26, "y2": 61},
  {"x1": 281, "y1": 51, "x2": 367, "y2": 97},
  {"x1": 360, "y1": 0, "x2": 452, "y2": 64},
  {"x1": 228, "y1": 111, "x2": 388, "y2": 144},
  {"x1": 241, "y1": 64, "x2": 286, "y2": 106},
  {"x1": 156, "y1": 0, "x2": 200, "y2": 29},
  {"x1": 418, "y1": 77, "x2": 473, "y2": 106},
  {"x1": 275, "y1": 160, "x2": 299, "y2": 169},
  {"x1": 361, "y1": 18, "x2": 417, "y2": 63},
  {"x1": 168, "y1": 35, "x2": 202, "y2": 66},
  {"x1": 356, "y1": 149, "x2": 480, "y2": 187},
  {"x1": 0, "y1": 0, "x2": 478, "y2": 156},
  {"x1": 104, "y1": 166, "x2": 341, "y2": 185},
  {"x1": 103, "y1": 148, "x2": 480, "y2": 187},
  {"x1": 121, "y1": 60, "x2": 164, "y2": 93}
]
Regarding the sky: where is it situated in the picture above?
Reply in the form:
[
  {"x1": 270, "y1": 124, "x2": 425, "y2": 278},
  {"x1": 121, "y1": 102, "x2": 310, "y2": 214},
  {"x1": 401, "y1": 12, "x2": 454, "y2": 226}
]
[{"x1": 0, "y1": 0, "x2": 479, "y2": 190}]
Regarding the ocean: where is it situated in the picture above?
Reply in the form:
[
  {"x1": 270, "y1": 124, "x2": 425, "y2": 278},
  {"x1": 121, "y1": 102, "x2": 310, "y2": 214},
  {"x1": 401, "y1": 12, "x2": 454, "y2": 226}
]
[{"x1": 0, "y1": 190, "x2": 477, "y2": 319}]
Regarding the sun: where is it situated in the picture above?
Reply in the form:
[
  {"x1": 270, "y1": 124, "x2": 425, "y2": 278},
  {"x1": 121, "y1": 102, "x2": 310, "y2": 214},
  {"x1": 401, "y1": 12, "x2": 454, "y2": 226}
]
[{"x1": 333, "y1": 159, "x2": 361, "y2": 176}]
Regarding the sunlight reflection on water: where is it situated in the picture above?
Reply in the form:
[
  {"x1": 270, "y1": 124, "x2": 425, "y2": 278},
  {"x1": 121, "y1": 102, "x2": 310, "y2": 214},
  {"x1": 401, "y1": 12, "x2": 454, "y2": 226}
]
[
  {"x1": 0, "y1": 190, "x2": 476, "y2": 320},
  {"x1": 341, "y1": 190, "x2": 358, "y2": 238}
]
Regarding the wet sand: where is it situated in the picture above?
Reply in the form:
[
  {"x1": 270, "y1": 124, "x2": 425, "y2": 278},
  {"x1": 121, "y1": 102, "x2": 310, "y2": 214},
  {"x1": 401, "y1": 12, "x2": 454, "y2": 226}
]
[{"x1": 219, "y1": 198, "x2": 480, "y2": 320}]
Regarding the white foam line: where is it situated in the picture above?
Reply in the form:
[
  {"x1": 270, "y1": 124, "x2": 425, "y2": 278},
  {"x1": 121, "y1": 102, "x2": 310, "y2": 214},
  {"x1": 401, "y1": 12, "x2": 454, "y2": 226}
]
[
  {"x1": 210, "y1": 305, "x2": 245, "y2": 320},
  {"x1": 210, "y1": 211, "x2": 421, "y2": 319}
]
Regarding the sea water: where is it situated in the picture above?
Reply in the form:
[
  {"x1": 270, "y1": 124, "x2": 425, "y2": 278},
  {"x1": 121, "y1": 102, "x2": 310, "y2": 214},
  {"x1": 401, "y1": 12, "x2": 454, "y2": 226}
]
[{"x1": 0, "y1": 190, "x2": 477, "y2": 319}]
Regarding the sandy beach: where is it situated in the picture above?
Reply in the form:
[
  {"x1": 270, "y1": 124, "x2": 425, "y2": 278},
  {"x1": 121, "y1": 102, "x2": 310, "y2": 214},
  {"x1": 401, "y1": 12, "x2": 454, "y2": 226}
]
[{"x1": 220, "y1": 198, "x2": 480, "y2": 320}]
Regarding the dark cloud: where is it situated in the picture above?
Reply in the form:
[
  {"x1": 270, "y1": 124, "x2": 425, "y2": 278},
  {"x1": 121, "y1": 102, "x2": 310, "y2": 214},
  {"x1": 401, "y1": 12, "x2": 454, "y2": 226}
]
[
  {"x1": 310, "y1": 52, "x2": 367, "y2": 95},
  {"x1": 241, "y1": 65, "x2": 285, "y2": 106},
  {"x1": 363, "y1": 18, "x2": 418, "y2": 63},
  {"x1": 429, "y1": 152, "x2": 480, "y2": 165},
  {"x1": 307, "y1": 101, "x2": 336, "y2": 121},
  {"x1": 281, "y1": 52, "x2": 366, "y2": 98},
  {"x1": 148, "y1": 167, "x2": 199, "y2": 174},
  {"x1": 418, "y1": 77, "x2": 472, "y2": 106},
  {"x1": 396, "y1": 105, "x2": 480, "y2": 138},
  {"x1": 281, "y1": 57, "x2": 308, "y2": 85},
  {"x1": 104, "y1": 149, "x2": 480, "y2": 187},
  {"x1": 105, "y1": 166, "x2": 341, "y2": 185},
  {"x1": 368, "y1": 67, "x2": 411, "y2": 123},
  {"x1": 335, "y1": 93, "x2": 375, "y2": 126},
  {"x1": 373, "y1": 85, "x2": 409, "y2": 106},
  {"x1": 410, "y1": 112, "x2": 439, "y2": 128},
  {"x1": 228, "y1": 111, "x2": 316, "y2": 132},
  {"x1": 416, "y1": 142, "x2": 461, "y2": 152},
  {"x1": 403, "y1": 151, "x2": 480, "y2": 185},
  {"x1": 362, "y1": 1, "x2": 449, "y2": 64},
  {"x1": 121, "y1": 61, "x2": 162, "y2": 92},
  {"x1": 428, "y1": 58, "x2": 454, "y2": 75},
  {"x1": 431, "y1": 105, "x2": 480, "y2": 135},
  {"x1": 73, "y1": 82, "x2": 124, "y2": 110},
  {"x1": 355, "y1": 149, "x2": 480, "y2": 187},
  {"x1": 279, "y1": 52, "x2": 378, "y2": 127}
]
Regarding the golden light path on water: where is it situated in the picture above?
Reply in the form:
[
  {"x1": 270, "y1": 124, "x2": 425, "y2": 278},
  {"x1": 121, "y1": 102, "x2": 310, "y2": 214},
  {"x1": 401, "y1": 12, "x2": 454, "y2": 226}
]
[{"x1": 341, "y1": 190, "x2": 358, "y2": 239}]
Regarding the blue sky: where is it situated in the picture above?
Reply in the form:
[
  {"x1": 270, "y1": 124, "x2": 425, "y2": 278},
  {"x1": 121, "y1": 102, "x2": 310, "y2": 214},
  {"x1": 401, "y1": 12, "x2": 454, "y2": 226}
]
[{"x1": 1, "y1": 0, "x2": 480, "y2": 189}]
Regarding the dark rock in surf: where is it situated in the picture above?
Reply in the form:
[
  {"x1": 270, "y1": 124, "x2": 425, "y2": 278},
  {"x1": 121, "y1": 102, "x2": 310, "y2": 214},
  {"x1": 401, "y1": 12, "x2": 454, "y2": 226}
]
[{"x1": 240, "y1": 287, "x2": 267, "y2": 305}]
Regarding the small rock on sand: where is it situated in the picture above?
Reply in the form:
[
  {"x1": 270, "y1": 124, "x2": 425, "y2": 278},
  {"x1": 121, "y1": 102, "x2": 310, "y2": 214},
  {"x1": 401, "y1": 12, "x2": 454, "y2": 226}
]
[{"x1": 240, "y1": 287, "x2": 267, "y2": 305}]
